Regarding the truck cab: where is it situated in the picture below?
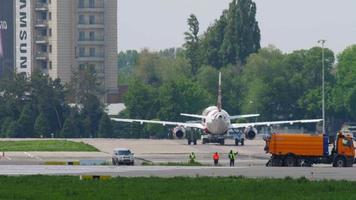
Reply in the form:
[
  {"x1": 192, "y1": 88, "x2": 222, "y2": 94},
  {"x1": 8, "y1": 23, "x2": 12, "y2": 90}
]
[{"x1": 331, "y1": 133, "x2": 355, "y2": 167}]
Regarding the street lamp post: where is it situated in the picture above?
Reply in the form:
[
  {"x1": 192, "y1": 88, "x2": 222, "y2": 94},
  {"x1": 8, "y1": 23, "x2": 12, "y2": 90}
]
[{"x1": 318, "y1": 39, "x2": 326, "y2": 135}]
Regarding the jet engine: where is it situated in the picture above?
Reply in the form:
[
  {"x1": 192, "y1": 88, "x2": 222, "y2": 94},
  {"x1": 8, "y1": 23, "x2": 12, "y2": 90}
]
[
  {"x1": 244, "y1": 126, "x2": 257, "y2": 140},
  {"x1": 172, "y1": 126, "x2": 186, "y2": 139}
]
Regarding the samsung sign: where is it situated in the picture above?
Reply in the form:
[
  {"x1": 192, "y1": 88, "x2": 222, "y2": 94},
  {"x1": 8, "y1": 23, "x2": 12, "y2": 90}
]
[{"x1": 16, "y1": 0, "x2": 32, "y2": 75}]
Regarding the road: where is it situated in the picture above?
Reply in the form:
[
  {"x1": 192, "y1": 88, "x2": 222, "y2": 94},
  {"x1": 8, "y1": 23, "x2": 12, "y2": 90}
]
[{"x1": 0, "y1": 165, "x2": 355, "y2": 180}]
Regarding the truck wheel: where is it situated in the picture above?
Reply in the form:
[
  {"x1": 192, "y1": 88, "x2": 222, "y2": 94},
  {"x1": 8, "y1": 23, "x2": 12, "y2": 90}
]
[
  {"x1": 266, "y1": 160, "x2": 272, "y2": 167},
  {"x1": 241, "y1": 139, "x2": 244, "y2": 146},
  {"x1": 333, "y1": 157, "x2": 346, "y2": 167},
  {"x1": 188, "y1": 140, "x2": 191, "y2": 145},
  {"x1": 235, "y1": 139, "x2": 239, "y2": 146},
  {"x1": 271, "y1": 158, "x2": 282, "y2": 166},
  {"x1": 285, "y1": 155, "x2": 296, "y2": 167},
  {"x1": 193, "y1": 140, "x2": 197, "y2": 145},
  {"x1": 301, "y1": 160, "x2": 312, "y2": 167}
]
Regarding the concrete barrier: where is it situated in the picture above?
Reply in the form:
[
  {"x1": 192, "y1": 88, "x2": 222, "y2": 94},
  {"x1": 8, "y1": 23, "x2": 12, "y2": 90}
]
[
  {"x1": 79, "y1": 160, "x2": 107, "y2": 166},
  {"x1": 44, "y1": 161, "x2": 80, "y2": 165}
]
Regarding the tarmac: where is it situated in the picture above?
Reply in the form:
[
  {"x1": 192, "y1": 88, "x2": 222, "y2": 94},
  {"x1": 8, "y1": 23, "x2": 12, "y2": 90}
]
[{"x1": 0, "y1": 138, "x2": 356, "y2": 180}]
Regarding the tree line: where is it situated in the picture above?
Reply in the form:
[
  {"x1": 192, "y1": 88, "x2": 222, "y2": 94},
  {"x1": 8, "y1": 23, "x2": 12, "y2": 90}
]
[
  {"x1": 0, "y1": 66, "x2": 114, "y2": 138},
  {"x1": 117, "y1": 0, "x2": 356, "y2": 138}
]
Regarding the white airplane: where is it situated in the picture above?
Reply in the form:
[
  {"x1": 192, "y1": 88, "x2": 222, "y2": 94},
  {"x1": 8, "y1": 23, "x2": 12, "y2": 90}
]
[{"x1": 112, "y1": 72, "x2": 322, "y2": 145}]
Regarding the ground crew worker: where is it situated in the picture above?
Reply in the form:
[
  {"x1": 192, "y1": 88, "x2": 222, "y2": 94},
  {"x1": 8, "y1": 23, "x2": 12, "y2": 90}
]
[
  {"x1": 189, "y1": 152, "x2": 196, "y2": 163},
  {"x1": 228, "y1": 150, "x2": 238, "y2": 166},
  {"x1": 213, "y1": 152, "x2": 219, "y2": 166}
]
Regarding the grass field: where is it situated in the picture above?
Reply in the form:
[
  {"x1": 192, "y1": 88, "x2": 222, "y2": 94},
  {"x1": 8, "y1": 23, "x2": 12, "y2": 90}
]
[
  {"x1": 0, "y1": 140, "x2": 98, "y2": 152},
  {"x1": 0, "y1": 176, "x2": 355, "y2": 200}
]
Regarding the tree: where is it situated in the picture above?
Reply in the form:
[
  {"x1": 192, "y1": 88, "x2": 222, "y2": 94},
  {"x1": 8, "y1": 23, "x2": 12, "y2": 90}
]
[
  {"x1": 117, "y1": 50, "x2": 139, "y2": 85},
  {"x1": 60, "y1": 109, "x2": 81, "y2": 138},
  {"x1": 98, "y1": 113, "x2": 114, "y2": 138},
  {"x1": 67, "y1": 65, "x2": 104, "y2": 104},
  {"x1": 123, "y1": 78, "x2": 158, "y2": 120},
  {"x1": 158, "y1": 78, "x2": 211, "y2": 121},
  {"x1": 332, "y1": 45, "x2": 356, "y2": 121},
  {"x1": 17, "y1": 104, "x2": 36, "y2": 137},
  {"x1": 34, "y1": 112, "x2": 51, "y2": 138},
  {"x1": 31, "y1": 72, "x2": 67, "y2": 134},
  {"x1": 184, "y1": 14, "x2": 201, "y2": 75},
  {"x1": 6, "y1": 120, "x2": 22, "y2": 138},
  {"x1": 81, "y1": 94, "x2": 103, "y2": 138},
  {"x1": 200, "y1": 0, "x2": 260, "y2": 68}
]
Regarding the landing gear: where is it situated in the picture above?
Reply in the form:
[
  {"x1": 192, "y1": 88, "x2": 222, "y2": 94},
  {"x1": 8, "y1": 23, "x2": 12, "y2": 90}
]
[
  {"x1": 201, "y1": 135, "x2": 225, "y2": 145},
  {"x1": 219, "y1": 138, "x2": 225, "y2": 145},
  {"x1": 235, "y1": 138, "x2": 244, "y2": 146},
  {"x1": 188, "y1": 139, "x2": 197, "y2": 145}
]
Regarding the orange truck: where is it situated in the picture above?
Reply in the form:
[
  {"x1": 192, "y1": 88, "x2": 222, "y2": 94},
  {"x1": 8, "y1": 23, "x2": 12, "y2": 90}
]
[{"x1": 264, "y1": 133, "x2": 355, "y2": 167}]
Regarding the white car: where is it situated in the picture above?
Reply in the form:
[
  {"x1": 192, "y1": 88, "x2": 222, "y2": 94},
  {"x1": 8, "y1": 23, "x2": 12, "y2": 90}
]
[{"x1": 112, "y1": 148, "x2": 134, "y2": 165}]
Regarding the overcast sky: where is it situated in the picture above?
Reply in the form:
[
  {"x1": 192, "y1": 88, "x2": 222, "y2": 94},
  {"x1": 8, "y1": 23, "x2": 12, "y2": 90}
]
[{"x1": 117, "y1": 0, "x2": 356, "y2": 54}]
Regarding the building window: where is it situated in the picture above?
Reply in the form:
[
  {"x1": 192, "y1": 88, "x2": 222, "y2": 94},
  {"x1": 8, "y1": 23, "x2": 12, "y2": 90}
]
[
  {"x1": 89, "y1": 48, "x2": 95, "y2": 56},
  {"x1": 49, "y1": 29, "x2": 52, "y2": 36},
  {"x1": 79, "y1": 0, "x2": 85, "y2": 8},
  {"x1": 89, "y1": 32, "x2": 95, "y2": 40},
  {"x1": 42, "y1": 62, "x2": 47, "y2": 69},
  {"x1": 49, "y1": 61, "x2": 52, "y2": 69},
  {"x1": 79, "y1": 15, "x2": 85, "y2": 24},
  {"x1": 89, "y1": 0, "x2": 95, "y2": 8},
  {"x1": 79, "y1": 64, "x2": 86, "y2": 69},
  {"x1": 48, "y1": 12, "x2": 52, "y2": 20},
  {"x1": 79, "y1": 31, "x2": 85, "y2": 41},
  {"x1": 49, "y1": 45, "x2": 52, "y2": 53},
  {"x1": 89, "y1": 16, "x2": 95, "y2": 24},
  {"x1": 79, "y1": 47, "x2": 85, "y2": 57}
]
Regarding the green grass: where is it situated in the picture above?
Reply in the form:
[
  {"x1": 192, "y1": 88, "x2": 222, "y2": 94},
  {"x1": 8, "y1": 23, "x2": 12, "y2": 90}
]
[
  {"x1": 0, "y1": 140, "x2": 98, "y2": 151},
  {"x1": 0, "y1": 176, "x2": 355, "y2": 200}
]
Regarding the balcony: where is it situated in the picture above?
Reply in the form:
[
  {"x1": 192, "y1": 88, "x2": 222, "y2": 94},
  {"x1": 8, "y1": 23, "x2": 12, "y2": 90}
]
[
  {"x1": 35, "y1": 36, "x2": 48, "y2": 44},
  {"x1": 77, "y1": 23, "x2": 104, "y2": 29},
  {"x1": 78, "y1": 38, "x2": 105, "y2": 45},
  {"x1": 35, "y1": 19, "x2": 48, "y2": 28},
  {"x1": 78, "y1": 4, "x2": 104, "y2": 13},
  {"x1": 77, "y1": 54, "x2": 105, "y2": 62},
  {"x1": 35, "y1": 2, "x2": 49, "y2": 11},
  {"x1": 36, "y1": 52, "x2": 48, "y2": 60}
]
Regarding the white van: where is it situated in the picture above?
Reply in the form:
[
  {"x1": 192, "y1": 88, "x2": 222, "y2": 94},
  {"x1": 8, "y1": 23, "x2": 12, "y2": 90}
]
[{"x1": 112, "y1": 148, "x2": 134, "y2": 165}]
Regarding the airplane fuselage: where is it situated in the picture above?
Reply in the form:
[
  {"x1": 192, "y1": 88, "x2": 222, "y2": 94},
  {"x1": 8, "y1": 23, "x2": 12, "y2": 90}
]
[{"x1": 202, "y1": 106, "x2": 230, "y2": 135}]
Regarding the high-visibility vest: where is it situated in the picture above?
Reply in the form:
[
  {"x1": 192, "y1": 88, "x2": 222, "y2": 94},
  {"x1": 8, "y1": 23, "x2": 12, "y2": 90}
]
[
  {"x1": 229, "y1": 152, "x2": 235, "y2": 160},
  {"x1": 190, "y1": 153, "x2": 196, "y2": 160}
]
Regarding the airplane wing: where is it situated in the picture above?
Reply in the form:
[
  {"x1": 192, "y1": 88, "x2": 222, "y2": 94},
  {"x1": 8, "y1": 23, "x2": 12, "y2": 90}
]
[
  {"x1": 229, "y1": 114, "x2": 260, "y2": 120},
  {"x1": 111, "y1": 118, "x2": 204, "y2": 129},
  {"x1": 180, "y1": 113, "x2": 207, "y2": 119},
  {"x1": 181, "y1": 113, "x2": 260, "y2": 120},
  {"x1": 230, "y1": 119, "x2": 322, "y2": 128}
]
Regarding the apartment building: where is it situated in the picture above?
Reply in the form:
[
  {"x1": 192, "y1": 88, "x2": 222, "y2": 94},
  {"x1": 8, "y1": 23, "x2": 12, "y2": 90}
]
[{"x1": 18, "y1": 0, "x2": 118, "y2": 102}]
